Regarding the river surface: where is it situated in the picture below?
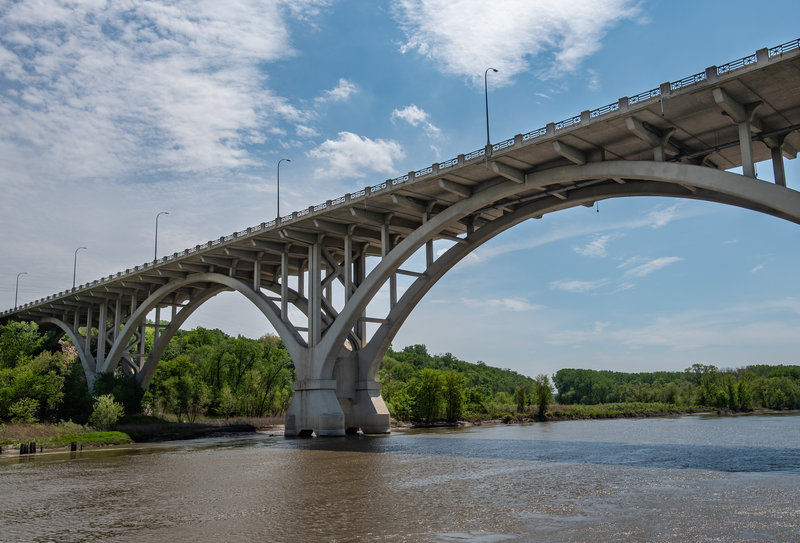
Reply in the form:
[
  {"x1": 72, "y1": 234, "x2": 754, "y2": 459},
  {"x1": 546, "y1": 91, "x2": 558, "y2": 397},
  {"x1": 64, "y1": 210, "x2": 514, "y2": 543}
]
[{"x1": 1, "y1": 414, "x2": 799, "y2": 542}]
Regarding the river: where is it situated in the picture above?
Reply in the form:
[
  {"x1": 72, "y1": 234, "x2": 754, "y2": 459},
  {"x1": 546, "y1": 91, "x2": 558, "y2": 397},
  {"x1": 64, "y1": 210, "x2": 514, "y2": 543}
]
[{"x1": 2, "y1": 414, "x2": 799, "y2": 542}]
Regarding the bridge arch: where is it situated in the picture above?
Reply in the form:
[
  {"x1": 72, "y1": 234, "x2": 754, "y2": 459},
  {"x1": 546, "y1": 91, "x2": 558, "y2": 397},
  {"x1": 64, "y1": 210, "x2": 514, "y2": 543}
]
[
  {"x1": 38, "y1": 317, "x2": 97, "y2": 386},
  {"x1": 102, "y1": 272, "x2": 308, "y2": 378},
  {"x1": 319, "y1": 161, "x2": 800, "y2": 380}
]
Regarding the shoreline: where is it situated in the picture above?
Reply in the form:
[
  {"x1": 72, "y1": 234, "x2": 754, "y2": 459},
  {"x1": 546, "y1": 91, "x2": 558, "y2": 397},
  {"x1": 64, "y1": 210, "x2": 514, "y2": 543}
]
[{"x1": 2, "y1": 408, "x2": 797, "y2": 456}]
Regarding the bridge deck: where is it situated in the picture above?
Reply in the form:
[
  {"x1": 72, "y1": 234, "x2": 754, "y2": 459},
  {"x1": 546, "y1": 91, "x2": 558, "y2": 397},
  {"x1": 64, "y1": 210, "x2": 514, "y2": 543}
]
[{"x1": 4, "y1": 40, "x2": 800, "y2": 321}]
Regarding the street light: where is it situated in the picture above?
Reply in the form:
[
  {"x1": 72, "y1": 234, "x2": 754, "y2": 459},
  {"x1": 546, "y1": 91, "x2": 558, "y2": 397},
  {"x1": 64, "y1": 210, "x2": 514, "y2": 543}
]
[
  {"x1": 277, "y1": 158, "x2": 291, "y2": 220},
  {"x1": 155, "y1": 211, "x2": 169, "y2": 261},
  {"x1": 73, "y1": 246, "x2": 87, "y2": 288},
  {"x1": 484, "y1": 67, "x2": 499, "y2": 150},
  {"x1": 15, "y1": 271, "x2": 27, "y2": 310}
]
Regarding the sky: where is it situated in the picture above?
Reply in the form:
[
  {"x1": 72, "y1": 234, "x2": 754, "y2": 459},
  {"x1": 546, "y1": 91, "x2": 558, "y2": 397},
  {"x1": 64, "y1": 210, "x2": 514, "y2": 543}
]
[{"x1": 2, "y1": 0, "x2": 800, "y2": 379}]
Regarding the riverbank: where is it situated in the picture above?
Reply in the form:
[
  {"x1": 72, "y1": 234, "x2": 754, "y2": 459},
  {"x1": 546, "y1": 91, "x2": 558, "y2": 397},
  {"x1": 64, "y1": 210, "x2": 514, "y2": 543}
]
[{"x1": 0, "y1": 416, "x2": 285, "y2": 455}]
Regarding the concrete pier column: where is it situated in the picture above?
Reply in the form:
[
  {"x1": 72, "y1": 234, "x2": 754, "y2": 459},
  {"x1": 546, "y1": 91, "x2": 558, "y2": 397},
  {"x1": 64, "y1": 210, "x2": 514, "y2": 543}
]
[
  {"x1": 284, "y1": 379, "x2": 346, "y2": 437},
  {"x1": 349, "y1": 380, "x2": 391, "y2": 434}
]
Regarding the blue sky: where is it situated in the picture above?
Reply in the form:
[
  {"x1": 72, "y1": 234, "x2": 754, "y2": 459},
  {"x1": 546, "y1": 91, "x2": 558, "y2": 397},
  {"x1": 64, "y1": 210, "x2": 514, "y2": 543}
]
[{"x1": 1, "y1": 0, "x2": 799, "y2": 378}]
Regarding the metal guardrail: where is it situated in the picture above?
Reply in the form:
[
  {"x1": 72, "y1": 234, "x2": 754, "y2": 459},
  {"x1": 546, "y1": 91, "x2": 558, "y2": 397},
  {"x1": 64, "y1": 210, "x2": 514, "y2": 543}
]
[
  {"x1": 671, "y1": 71, "x2": 706, "y2": 90},
  {"x1": 717, "y1": 53, "x2": 757, "y2": 75},
  {"x1": 6, "y1": 39, "x2": 798, "y2": 316},
  {"x1": 629, "y1": 87, "x2": 661, "y2": 105},
  {"x1": 523, "y1": 126, "x2": 547, "y2": 141},
  {"x1": 590, "y1": 102, "x2": 619, "y2": 118},
  {"x1": 769, "y1": 38, "x2": 800, "y2": 57},
  {"x1": 555, "y1": 115, "x2": 581, "y2": 130}
]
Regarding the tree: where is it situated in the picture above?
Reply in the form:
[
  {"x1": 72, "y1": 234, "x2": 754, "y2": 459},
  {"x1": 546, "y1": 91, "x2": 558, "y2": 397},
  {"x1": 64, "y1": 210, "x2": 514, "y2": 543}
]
[
  {"x1": 443, "y1": 371, "x2": 466, "y2": 422},
  {"x1": 412, "y1": 368, "x2": 445, "y2": 422},
  {"x1": 0, "y1": 321, "x2": 48, "y2": 368},
  {"x1": 514, "y1": 383, "x2": 529, "y2": 413},
  {"x1": 532, "y1": 374, "x2": 554, "y2": 417},
  {"x1": 88, "y1": 394, "x2": 125, "y2": 428}
]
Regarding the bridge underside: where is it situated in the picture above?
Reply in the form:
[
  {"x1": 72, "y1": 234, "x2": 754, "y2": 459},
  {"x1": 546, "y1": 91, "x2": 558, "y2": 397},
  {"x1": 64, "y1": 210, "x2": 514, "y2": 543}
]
[{"x1": 4, "y1": 43, "x2": 800, "y2": 436}]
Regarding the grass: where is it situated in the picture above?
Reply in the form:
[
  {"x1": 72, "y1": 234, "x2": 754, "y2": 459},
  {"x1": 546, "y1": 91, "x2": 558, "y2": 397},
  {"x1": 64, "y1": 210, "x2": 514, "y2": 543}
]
[
  {"x1": 546, "y1": 402, "x2": 705, "y2": 419},
  {"x1": 0, "y1": 421, "x2": 132, "y2": 450}
]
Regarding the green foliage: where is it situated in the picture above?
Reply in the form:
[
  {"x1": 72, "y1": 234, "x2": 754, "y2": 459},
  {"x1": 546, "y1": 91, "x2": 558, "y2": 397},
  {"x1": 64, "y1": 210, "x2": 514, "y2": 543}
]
[
  {"x1": 9, "y1": 398, "x2": 40, "y2": 423},
  {"x1": 88, "y1": 394, "x2": 125, "y2": 428},
  {"x1": 443, "y1": 371, "x2": 466, "y2": 422},
  {"x1": 532, "y1": 374, "x2": 554, "y2": 416},
  {"x1": 0, "y1": 321, "x2": 49, "y2": 368},
  {"x1": 93, "y1": 372, "x2": 144, "y2": 416}
]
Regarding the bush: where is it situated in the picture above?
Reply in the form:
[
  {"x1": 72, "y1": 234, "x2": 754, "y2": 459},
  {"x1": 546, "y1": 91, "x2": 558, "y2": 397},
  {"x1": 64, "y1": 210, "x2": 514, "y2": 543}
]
[
  {"x1": 9, "y1": 398, "x2": 39, "y2": 423},
  {"x1": 88, "y1": 394, "x2": 125, "y2": 429}
]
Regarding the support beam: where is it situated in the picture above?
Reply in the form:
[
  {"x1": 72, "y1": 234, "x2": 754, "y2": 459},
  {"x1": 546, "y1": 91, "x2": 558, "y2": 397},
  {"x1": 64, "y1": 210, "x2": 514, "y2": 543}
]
[
  {"x1": 489, "y1": 161, "x2": 526, "y2": 183},
  {"x1": 313, "y1": 218, "x2": 349, "y2": 235},
  {"x1": 349, "y1": 207, "x2": 387, "y2": 225},
  {"x1": 438, "y1": 178, "x2": 472, "y2": 198},
  {"x1": 390, "y1": 194, "x2": 429, "y2": 214},
  {"x1": 280, "y1": 229, "x2": 320, "y2": 245},
  {"x1": 553, "y1": 140, "x2": 586, "y2": 165}
]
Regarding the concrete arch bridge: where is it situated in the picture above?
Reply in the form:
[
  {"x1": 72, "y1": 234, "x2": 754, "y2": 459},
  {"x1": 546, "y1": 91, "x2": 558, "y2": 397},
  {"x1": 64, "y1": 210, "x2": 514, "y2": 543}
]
[{"x1": 3, "y1": 40, "x2": 800, "y2": 436}]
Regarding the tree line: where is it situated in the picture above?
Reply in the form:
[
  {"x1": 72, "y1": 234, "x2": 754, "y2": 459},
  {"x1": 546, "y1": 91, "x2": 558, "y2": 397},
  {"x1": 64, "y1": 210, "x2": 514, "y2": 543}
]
[
  {"x1": 2, "y1": 320, "x2": 799, "y2": 426},
  {"x1": 553, "y1": 363, "x2": 800, "y2": 410}
]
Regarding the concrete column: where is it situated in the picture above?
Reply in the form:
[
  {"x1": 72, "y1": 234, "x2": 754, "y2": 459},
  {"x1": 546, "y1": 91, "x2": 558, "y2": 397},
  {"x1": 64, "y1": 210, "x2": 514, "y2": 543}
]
[
  {"x1": 253, "y1": 252, "x2": 262, "y2": 291},
  {"x1": 97, "y1": 302, "x2": 107, "y2": 368},
  {"x1": 355, "y1": 245, "x2": 367, "y2": 348},
  {"x1": 344, "y1": 233, "x2": 353, "y2": 302},
  {"x1": 738, "y1": 119, "x2": 756, "y2": 178},
  {"x1": 154, "y1": 306, "x2": 161, "y2": 345},
  {"x1": 114, "y1": 295, "x2": 122, "y2": 340},
  {"x1": 281, "y1": 251, "x2": 289, "y2": 321},
  {"x1": 284, "y1": 378, "x2": 346, "y2": 437},
  {"x1": 308, "y1": 243, "x2": 322, "y2": 347},
  {"x1": 382, "y1": 223, "x2": 397, "y2": 309},
  {"x1": 350, "y1": 379, "x2": 391, "y2": 434},
  {"x1": 771, "y1": 139, "x2": 787, "y2": 187},
  {"x1": 85, "y1": 305, "x2": 93, "y2": 358}
]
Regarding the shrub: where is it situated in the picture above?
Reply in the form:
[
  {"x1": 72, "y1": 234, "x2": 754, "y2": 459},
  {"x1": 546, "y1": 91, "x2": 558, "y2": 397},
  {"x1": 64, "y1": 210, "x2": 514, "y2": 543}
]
[
  {"x1": 88, "y1": 394, "x2": 125, "y2": 429},
  {"x1": 9, "y1": 398, "x2": 39, "y2": 423}
]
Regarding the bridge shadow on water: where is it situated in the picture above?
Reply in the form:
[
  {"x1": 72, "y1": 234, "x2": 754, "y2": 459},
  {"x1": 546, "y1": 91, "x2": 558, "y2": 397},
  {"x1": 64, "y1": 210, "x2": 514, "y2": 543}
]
[{"x1": 278, "y1": 433, "x2": 800, "y2": 474}]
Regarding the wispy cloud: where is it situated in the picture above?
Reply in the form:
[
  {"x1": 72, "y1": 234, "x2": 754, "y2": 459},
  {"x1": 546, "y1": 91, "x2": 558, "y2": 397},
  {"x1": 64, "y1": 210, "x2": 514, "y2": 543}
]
[
  {"x1": 391, "y1": 104, "x2": 441, "y2": 137},
  {"x1": 621, "y1": 256, "x2": 682, "y2": 278},
  {"x1": 308, "y1": 131, "x2": 406, "y2": 179},
  {"x1": 549, "y1": 278, "x2": 608, "y2": 293},
  {"x1": 393, "y1": 0, "x2": 639, "y2": 85},
  {"x1": 451, "y1": 297, "x2": 543, "y2": 312},
  {"x1": 0, "y1": 1, "x2": 331, "y2": 184},
  {"x1": 573, "y1": 233, "x2": 620, "y2": 257}
]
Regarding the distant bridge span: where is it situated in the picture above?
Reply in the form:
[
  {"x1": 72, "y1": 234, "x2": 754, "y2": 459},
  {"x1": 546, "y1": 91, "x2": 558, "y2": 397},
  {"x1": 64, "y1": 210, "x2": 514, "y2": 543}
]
[{"x1": 3, "y1": 40, "x2": 800, "y2": 436}]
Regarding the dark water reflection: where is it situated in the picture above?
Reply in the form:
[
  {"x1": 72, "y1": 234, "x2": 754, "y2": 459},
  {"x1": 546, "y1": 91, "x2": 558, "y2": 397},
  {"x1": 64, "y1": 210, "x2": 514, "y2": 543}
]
[{"x1": 1, "y1": 414, "x2": 798, "y2": 542}]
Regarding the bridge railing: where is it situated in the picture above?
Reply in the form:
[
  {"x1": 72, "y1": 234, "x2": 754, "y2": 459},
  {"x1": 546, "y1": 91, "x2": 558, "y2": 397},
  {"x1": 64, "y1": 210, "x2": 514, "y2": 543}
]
[{"x1": 4, "y1": 38, "x2": 799, "y2": 318}]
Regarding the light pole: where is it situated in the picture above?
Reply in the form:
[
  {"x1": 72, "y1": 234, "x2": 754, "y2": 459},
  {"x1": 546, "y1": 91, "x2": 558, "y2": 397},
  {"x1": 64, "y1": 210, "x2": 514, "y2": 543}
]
[
  {"x1": 73, "y1": 246, "x2": 87, "y2": 288},
  {"x1": 155, "y1": 211, "x2": 169, "y2": 261},
  {"x1": 15, "y1": 271, "x2": 27, "y2": 310},
  {"x1": 277, "y1": 158, "x2": 291, "y2": 220},
  {"x1": 484, "y1": 67, "x2": 498, "y2": 150}
]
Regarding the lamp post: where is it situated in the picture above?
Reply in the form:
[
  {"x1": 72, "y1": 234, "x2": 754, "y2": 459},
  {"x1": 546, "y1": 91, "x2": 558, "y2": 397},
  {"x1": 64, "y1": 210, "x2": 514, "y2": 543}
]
[
  {"x1": 277, "y1": 158, "x2": 291, "y2": 220},
  {"x1": 484, "y1": 67, "x2": 499, "y2": 150},
  {"x1": 15, "y1": 271, "x2": 27, "y2": 310},
  {"x1": 155, "y1": 211, "x2": 169, "y2": 261},
  {"x1": 73, "y1": 246, "x2": 87, "y2": 288}
]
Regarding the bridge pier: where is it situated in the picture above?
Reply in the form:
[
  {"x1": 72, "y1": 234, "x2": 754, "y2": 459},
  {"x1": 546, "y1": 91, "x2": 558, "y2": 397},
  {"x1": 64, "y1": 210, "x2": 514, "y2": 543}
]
[{"x1": 284, "y1": 380, "x2": 345, "y2": 437}]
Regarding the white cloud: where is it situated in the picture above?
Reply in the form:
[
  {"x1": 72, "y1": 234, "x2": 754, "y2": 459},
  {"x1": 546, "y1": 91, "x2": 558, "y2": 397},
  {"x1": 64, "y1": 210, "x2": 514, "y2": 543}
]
[
  {"x1": 391, "y1": 104, "x2": 441, "y2": 137},
  {"x1": 393, "y1": 0, "x2": 639, "y2": 85},
  {"x1": 0, "y1": 1, "x2": 329, "y2": 184},
  {"x1": 308, "y1": 131, "x2": 406, "y2": 179},
  {"x1": 573, "y1": 233, "x2": 619, "y2": 257},
  {"x1": 647, "y1": 205, "x2": 678, "y2": 228},
  {"x1": 549, "y1": 278, "x2": 608, "y2": 293},
  {"x1": 751, "y1": 263, "x2": 765, "y2": 273},
  {"x1": 296, "y1": 125, "x2": 320, "y2": 138},
  {"x1": 457, "y1": 297, "x2": 543, "y2": 312},
  {"x1": 316, "y1": 78, "x2": 359, "y2": 103},
  {"x1": 623, "y1": 256, "x2": 682, "y2": 278}
]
